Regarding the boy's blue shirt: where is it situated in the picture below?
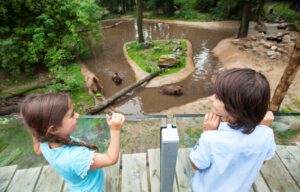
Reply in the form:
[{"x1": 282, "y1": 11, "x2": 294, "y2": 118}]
[
  {"x1": 190, "y1": 122, "x2": 276, "y2": 192},
  {"x1": 40, "y1": 137, "x2": 104, "y2": 192}
]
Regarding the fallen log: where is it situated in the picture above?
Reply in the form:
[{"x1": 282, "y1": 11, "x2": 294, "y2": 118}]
[
  {"x1": 87, "y1": 69, "x2": 164, "y2": 114},
  {"x1": 0, "y1": 105, "x2": 19, "y2": 116},
  {"x1": 1, "y1": 80, "x2": 52, "y2": 99}
]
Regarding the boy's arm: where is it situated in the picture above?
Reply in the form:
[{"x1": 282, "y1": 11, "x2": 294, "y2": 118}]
[
  {"x1": 260, "y1": 111, "x2": 274, "y2": 126},
  {"x1": 32, "y1": 136, "x2": 41, "y2": 155},
  {"x1": 90, "y1": 113, "x2": 124, "y2": 169}
]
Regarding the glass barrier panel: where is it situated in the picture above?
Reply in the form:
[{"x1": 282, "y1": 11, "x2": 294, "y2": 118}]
[
  {"x1": 0, "y1": 115, "x2": 166, "y2": 168},
  {"x1": 174, "y1": 113, "x2": 300, "y2": 149}
]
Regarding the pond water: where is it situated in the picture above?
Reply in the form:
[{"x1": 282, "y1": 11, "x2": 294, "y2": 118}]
[{"x1": 84, "y1": 20, "x2": 236, "y2": 114}]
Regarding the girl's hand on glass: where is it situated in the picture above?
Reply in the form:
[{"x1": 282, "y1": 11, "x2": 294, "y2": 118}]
[
  {"x1": 106, "y1": 113, "x2": 125, "y2": 131},
  {"x1": 260, "y1": 111, "x2": 274, "y2": 126},
  {"x1": 203, "y1": 112, "x2": 220, "y2": 131}
]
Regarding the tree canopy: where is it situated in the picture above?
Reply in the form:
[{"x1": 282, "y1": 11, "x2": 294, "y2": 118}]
[{"x1": 0, "y1": 0, "x2": 102, "y2": 76}]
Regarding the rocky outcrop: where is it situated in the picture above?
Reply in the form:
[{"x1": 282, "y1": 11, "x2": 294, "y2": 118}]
[{"x1": 158, "y1": 54, "x2": 180, "y2": 68}]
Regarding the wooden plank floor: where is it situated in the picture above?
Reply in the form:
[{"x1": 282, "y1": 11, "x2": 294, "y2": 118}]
[{"x1": 1, "y1": 144, "x2": 300, "y2": 192}]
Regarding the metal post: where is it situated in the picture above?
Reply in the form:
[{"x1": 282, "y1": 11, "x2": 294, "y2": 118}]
[{"x1": 160, "y1": 124, "x2": 179, "y2": 192}]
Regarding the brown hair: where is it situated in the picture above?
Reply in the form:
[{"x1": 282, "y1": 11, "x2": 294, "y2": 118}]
[
  {"x1": 20, "y1": 93, "x2": 98, "y2": 150},
  {"x1": 214, "y1": 68, "x2": 270, "y2": 134}
]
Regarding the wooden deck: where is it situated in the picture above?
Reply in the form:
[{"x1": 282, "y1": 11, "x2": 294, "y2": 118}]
[{"x1": 1, "y1": 143, "x2": 300, "y2": 192}]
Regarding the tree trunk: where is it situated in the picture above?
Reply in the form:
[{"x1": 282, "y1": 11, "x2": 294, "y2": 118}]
[
  {"x1": 270, "y1": 35, "x2": 300, "y2": 111},
  {"x1": 164, "y1": 0, "x2": 175, "y2": 16},
  {"x1": 238, "y1": 2, "x2": 251, "y2": 38},
  {"x1": 87, "y1": 69, "x2": 164, "y2": 114},
  {"x1": 135, "y1": 0, "x2": 144, "y2": 43}
]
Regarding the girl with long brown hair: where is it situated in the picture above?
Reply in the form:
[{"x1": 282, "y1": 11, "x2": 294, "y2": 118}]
[{"x1": 21, "y1": 93, "x2": 124, "y2": 192}]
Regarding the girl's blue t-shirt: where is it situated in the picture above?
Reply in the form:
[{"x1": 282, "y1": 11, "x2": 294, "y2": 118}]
[{"x1": 40, "y1": 137, "x2": 104, "y2": 192}]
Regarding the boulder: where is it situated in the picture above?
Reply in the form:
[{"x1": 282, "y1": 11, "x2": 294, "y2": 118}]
[{"x1": 158, "y1": 54, "x2": 180, "y2": 68}]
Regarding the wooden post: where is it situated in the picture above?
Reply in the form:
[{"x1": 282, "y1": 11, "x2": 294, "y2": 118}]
[{"x1": 270, "y1": 34, "x2": 300, "y2": 111}]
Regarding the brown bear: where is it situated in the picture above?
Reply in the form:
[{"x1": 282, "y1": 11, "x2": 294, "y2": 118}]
[
  {"x1": 112, "y1": 73, "x2": 122, "y2": 85},
  {"x1": 81, "y1": 64, "x2": 104, "y2": 96},
  {"x1": 160, "y1": 85, "x2": 183, "y2": 96}
]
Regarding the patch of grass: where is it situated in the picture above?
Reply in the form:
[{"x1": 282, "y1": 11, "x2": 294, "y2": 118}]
[
  {"x1": 280, "y1": 106, "x2": 294, "y2": 113},
  {"x1": 126, "y1": 40, "x2": 188, "y2": 75},
  {"x1": 294, "y1": 99, "x2": 300, "y2": 108}
]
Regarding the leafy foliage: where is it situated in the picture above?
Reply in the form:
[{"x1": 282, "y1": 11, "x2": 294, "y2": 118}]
[{"x1": 0, "y1": 0, "x2": 102, "y2": 76}]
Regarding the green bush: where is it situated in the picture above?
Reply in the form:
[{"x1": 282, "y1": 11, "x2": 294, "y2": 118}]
[{"x1": 0, "y1": 0, "x2": 102, "y2": 76}]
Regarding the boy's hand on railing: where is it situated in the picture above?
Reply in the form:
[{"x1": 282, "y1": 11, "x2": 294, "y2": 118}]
[
  {"x1": 260, "y1": 111, "x2": 274, "y2": 126},
  {"x1": 106, "y1": 113, "x2": 125, "y2": 131},
  {"x1": 203, "y1": 112, "x2": 220, "y2": 131}
]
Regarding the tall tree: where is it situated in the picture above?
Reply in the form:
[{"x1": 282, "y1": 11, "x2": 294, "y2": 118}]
[
  {"x1": 163, "y1": 0, "x2": 175, "y2": 16},
  {"x1": 0, "y1": 0, "x2": 102, "y2": 75},
  {"x1": 135, "y1": 0, "x2": 144, "y2": 43},
  {"x1": 270, "y1": 35, "x2": 300, "y2": 111},
  {"x1": 238, "y1": 1, "x2": 251, "y2": 38}
]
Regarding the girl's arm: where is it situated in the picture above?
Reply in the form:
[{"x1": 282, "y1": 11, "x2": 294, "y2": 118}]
[
  {"x1": 32, "y1": 136, "x2": 41, "y2": 155},
  {"x1": 90, "y1": 113, "x2": 124, "y2": 169}
]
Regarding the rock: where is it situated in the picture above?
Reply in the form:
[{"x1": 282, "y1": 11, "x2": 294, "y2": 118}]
[
  {"x1": 160, "y1": 85, "x2": 183, "y2": 96},
  {"x1": 282, "y1": 35, "x2": 291, "y2": 44},
  {"x1": 243, "y1": 42, "x2": 253, "y2": 49},
  {"x1": 267, "y1": 50, "x2": 276, "y2": 57},
  {"x1": 276, "y1": 32, "x2": 283, "y2": 38},
  {"x1": 158, "y1": 54, "x2": 180, "y2": 68},
  {"x1": 277, "y1": 47, "x2": 288, "y2": 54},
  {"x1": 232, "y1": 39, "x2": 240, "y2": 45},
  {"x1": 249, "y1": 35, "x2": 257, "y2": 41},
  {"x1": 271, "y1": 46, "x2": 277, "y2": 51},
  {"x1": 266, "y1": 35, "x2": 282, "y2": 43},
  {"x1": 263, "y1": 42, "x2": 272, "y2": 49},
  {"x1": 270, "y1": 54, "x2": 277, "y2": 59}
]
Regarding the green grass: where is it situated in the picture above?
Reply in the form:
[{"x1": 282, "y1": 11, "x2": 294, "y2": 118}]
[
  {"x1": 126, "y1": 40, "x2": 188, "y2": 75},
  {"x1": 280, "y1": 106, "x2": 294, "y2": 113}
]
